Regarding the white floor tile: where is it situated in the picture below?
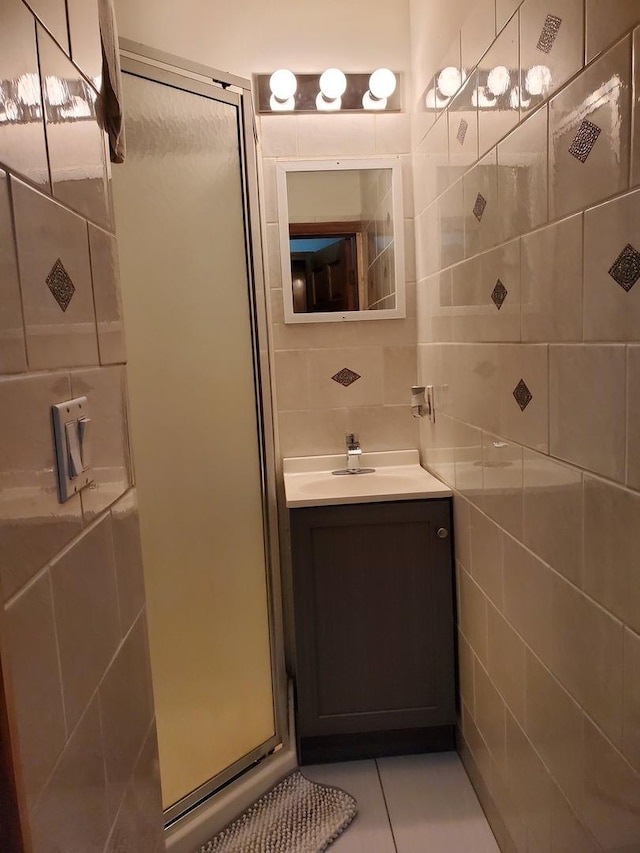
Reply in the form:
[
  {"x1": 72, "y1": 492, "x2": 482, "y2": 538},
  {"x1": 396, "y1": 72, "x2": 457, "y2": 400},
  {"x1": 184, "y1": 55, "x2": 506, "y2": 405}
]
[
  {"x1": 377, "y1": 752, "x2": 501, "y2": 853},
  {"x1": 301, "y1": 760, "x2": 396, "y2": 853}
]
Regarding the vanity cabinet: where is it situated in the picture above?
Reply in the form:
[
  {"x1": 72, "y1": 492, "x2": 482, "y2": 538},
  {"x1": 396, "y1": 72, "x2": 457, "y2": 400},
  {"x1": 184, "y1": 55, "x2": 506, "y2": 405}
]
[{"x1": 290, "y1": 498, "x2": 455, "y2": 764}]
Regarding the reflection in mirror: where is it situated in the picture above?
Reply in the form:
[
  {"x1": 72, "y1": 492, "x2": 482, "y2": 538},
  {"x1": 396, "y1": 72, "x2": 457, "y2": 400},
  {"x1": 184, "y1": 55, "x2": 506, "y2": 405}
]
[{"x1": 276, "y1": 159, "x2": 405, "y2": 323}]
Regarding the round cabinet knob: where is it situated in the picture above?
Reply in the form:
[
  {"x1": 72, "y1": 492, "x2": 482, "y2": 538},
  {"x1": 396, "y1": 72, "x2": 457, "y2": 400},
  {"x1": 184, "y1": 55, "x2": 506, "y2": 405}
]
[{"x1": 436, "y1": 527, "x2": 449, "y2": 539}]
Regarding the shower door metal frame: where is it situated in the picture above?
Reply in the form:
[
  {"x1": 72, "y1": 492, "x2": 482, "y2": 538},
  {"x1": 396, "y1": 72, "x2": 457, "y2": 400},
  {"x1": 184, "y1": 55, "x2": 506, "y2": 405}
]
[{"x1": 118, "y1": 42, "x2": 287, "y2": 827}]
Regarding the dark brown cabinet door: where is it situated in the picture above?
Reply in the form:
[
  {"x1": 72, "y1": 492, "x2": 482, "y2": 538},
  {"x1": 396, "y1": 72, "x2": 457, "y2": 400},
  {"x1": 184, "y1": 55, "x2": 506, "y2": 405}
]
[{"x1": 290, "y1": 499, "x2": 455, "y2": 746}]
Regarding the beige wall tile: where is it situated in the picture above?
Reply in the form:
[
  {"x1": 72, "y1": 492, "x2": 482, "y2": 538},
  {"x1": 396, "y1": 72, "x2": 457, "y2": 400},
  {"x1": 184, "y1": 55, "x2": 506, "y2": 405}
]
[
  {"x1": 462, "y1": 0, "x2": 497, "y2": 72},
  {"x1": 586, "y1": 0, "x2": 640, "y2": 61},
  {"x1": 259, "y1": 115, "x2": 298, "y2": 158},
  {"x1": 488, "y1": 604, "x2": 526, "y2": 724},
  {"x1": 88, "y1": 225, "x2": 127, "y2": 365},
  {"x1": 474, "y1": 658, "x2": 507, "y2": 772},
  {"x1": 478, "y1": 16, "x2": 520, "y2": 155},
  {"x1": 551, "y1": 572, "x2": 624, "y2": 746},
  {"x1": 488, "y1": 756, "x2": 530, "y2": 853},
  {"x1": 633, "y1": 28, "x2": 640, "y2": 187},
  {"x1": 415, "y1": 204, "x2": 440, "y2": 280},
  {"x1": 346, "y1": 404, "x2": 419, "y2": 452},
  {"x1": 461, "y1": 703, "x2": 493, "y2": 785},
  {"x1": 449, "y1": 344, "x2": 501, "y2": 433},
  {"x1": 448, "y1": 72, "x2": 479, "y2": 185},
  {"x1": 470, "y1": 505, "x2": 505, "y2": 608},
  {"x1": 104, "y1": 725, "x2": 165, "y2": 853},
  {"x1": 0, "y1": 170, "x2": 26, "y2": 373},
  {"x1": 482, "y1": 434, "x2": 524, "y2": 539},
  {"x1": 629, "y1": 342, "x2": 640, "y2": 490},
  {"x1": 584, "y1": 189, "x2": 640, "y2": 342},
  {"x1": 503, "y1": 534, "x2": 553, "y2": 665},
  {"x1": 99, "y1": 614, "x2": 155, "y2": 816},
  {"x1": 499, "y1": 344, "x2": 548, "y2": 451},
  {"x1": 451, "y1": 254, "x2": 483, "y2": 342},
  {"x1": 549, "y1": 37, "x2": 632, "y2": 220},
  {"x1": 413, "y1": 113, "x2": 449, "y2": 215},
  {"x1": 623, "y1": 627, "x2": 640, "y2": 774},
  {"x1": 583, "y1": 475, "x2": 640, "y2": 634},
  {"x1": 0, "y1": 372, "x2": 83, "y2": 600},
  {"x1": 497, "y1": 0, "x2": 521, "y2": 31},
  {"x1": 453, "y1": 494, "x2": 472, "y2": 571},
  {"x1": 297, "y1": 114, "x2": 377, "y2": 157},
  {"x1": 418, "y1": 411, "x2": 456, "y2": 484},
  {"x1": 458, "y1": 630, "x2": 475, "y2": 716},
  {"x1": 453, "y1": 420, "x2": 483, "y2": 503},
  {"x1": 463, "y1": 151, "x2": 499, "y2": 259},
  {"x1": 11, "y1": 177, "x2": 99, "y2": 370},
  {"x1": 71, "y1": 367, "x2": 132, "y2": 523},
  {"x1": 549, "y1": 344, "x2": 627, "y2": 481},
  {"x1": 374, "y1": 113, "x2": 411, "y2": 155},
  {"x1": 38, "y1": 26, "x2": 110, "y2": 227},
  {"x1": 4, "y1": 571, "x2": 66, "y2": 807},
  {"x1": 278, "y1": 408, "x2": 349, "y2": 457},
  {"x1": 30, "y1": 697, "x2": 110, "y2": 853},
  {"x1": 522, "y1": 449, "x2": 583, "y2": 586},
  {"x1": 24, "y1": 0, "x2": 68, "y2": 51},
  {"x1": 273, "y1": 350, "x2": 309, "y2": 411},
  {"x1": 306, "y1": 347, "x2": 384, "y2": 409},
  {"x1": 482, "y1": 240, "x2": 521, "y2": 343},
  {"x1": 582, "y1": 718, "x2": 640, "y2": 850},
  {"x1": 50, "y1": 517, "x2": 121, "y2": 730},
  {"x1": 497, "y1": 105, "x2": 547, "y2": 242},
  {"x1": 525, "y1": 650, "x2": 584, "y2": 811},
  {"x1": 520, "y1": 0, "x2": 584, "y2": 112},
  {"x1": 265, "y1": 222, "x2": 282, "y2": 290},
  {"x1": 0, "y1": 0, "x2": 50, "y2": 189},
  {"x1": 383, "y1": 346, "x2": 417, "y2": 404},
  {"x1": 66, "y1": 0, "x2": 101, "y2": 83},
  {"x1": 505, "y1": 710, "x2": 554, "y2": 851},
  {"x1": 521, "y1": 214, "x2": 583, "y2": 343},
  {"x1": 459, "y1": 564, "x2": 489, "y2": 666},
  {"x1": 110, "y1": 490, "x2": 146, "y2": 637},
  {"x1": 439, "y1": 178, "x2": 465, "y2": 268},
  {"x1": 551, "y1": 784, "x2": 600, "y2": 853}
]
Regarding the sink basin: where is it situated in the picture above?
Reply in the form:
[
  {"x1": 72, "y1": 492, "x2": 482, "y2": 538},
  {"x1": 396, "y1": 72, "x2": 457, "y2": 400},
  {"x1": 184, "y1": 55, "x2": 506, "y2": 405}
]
[{"x1": 283, "y1": 450, "x2": 452, "y2": 507}]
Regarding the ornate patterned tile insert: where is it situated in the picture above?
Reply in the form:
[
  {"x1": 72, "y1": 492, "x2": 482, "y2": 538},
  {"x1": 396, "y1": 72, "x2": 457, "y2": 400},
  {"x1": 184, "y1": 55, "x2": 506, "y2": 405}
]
[
  {"x1": 456, "y1": 118, "x2": 469, "y2": 145},
  {"x1": 568, "y1": 119, "x2": 601, "y2": 163},
  {"x1": 491, "y1": 279, "x2": 508, "y2": 310},
  {"x1": 608, "y1": 244, "x2": 640, "y2": 292},
  {"x1": 46, "y1": 258, "x2": 75, "y2": 312},
  {"x1": 536, "y1": 14, "x2": 562, "y2": 54},
  {"x1": 473, "y1": 193, "x2": 487, "y2": 221},
  {"x1": 513, "y1": 379, "x2": 533, "y2": 411},
  {"x1": 332, "y1": 368, "x2": 361, "y2": 387}
]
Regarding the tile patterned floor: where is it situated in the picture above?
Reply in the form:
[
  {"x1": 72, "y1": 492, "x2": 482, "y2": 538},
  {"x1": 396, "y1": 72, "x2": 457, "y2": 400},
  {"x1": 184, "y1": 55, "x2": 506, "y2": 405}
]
[{"x1": 303, "y1": 752, "x2": 501, "y2": 852}]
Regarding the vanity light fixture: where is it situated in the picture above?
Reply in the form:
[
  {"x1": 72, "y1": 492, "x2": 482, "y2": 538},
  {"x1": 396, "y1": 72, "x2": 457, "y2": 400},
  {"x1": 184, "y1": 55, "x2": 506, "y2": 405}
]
[
  {"x1": 487, "y1": 65, "x2": 511, "y2": 96},
  {"x1": 255, "y1": 68, "x2": 401, "y2": 113},
  {"x1": 436, "y1": 66, "x2": 463, "y2": 98}
]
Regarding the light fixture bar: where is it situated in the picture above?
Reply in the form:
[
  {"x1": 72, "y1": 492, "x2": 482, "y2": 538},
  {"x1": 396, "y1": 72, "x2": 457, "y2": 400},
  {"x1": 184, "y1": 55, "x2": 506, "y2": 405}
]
[{"x1": 254, "y1": 71, "x2": 401, "y2": 114}]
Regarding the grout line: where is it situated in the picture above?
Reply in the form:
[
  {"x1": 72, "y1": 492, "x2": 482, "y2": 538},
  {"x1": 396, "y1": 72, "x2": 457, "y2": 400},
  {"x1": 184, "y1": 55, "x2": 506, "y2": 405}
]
[{"x1": 374, "y1": 759, "x2": 399, "y2": 853}]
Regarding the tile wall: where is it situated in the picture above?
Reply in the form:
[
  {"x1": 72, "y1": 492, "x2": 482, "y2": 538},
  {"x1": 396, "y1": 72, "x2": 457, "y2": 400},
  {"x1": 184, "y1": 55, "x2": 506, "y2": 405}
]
[
  {"x1": 411, "y1": 1, "x2": 640, "y2": 850},
  {"x1": 0, "y1": 0, "x2": 164, "y2": 849},
  {"x1": 261, "y1": 113, "x2": 419, "y2": 459}
]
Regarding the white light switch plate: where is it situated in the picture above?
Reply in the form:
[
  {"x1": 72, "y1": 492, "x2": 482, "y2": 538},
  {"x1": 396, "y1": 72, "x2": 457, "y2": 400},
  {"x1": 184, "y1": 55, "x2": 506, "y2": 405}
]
[{"x1": 51, "y1": 396, "x2": 93, "y2": 503}]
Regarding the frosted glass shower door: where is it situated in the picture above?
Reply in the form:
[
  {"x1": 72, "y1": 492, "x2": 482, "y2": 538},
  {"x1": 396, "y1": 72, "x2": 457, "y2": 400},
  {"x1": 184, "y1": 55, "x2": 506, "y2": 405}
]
[{"x1": 112, "y1": 64, "x2": 275, "y2": 813}]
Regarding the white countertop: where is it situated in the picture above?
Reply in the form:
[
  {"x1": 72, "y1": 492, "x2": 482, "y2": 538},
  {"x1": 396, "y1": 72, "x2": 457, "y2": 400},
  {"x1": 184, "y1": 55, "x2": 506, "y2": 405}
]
[{"x1": 283, "y1": 450, "x2": 452, "y2": 508}]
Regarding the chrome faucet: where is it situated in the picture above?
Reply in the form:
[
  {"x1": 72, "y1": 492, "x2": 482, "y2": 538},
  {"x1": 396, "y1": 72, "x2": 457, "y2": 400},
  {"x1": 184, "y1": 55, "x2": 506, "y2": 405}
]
[{"x1": 345, "y1": 433, "x2": 362, "y2": 472}]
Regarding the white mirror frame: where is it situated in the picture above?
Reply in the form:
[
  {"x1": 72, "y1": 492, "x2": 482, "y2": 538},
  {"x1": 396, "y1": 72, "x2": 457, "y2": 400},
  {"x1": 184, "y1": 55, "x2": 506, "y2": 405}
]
[{"x1": 275, "y1": 157, "x2": 406, "y2": 323}]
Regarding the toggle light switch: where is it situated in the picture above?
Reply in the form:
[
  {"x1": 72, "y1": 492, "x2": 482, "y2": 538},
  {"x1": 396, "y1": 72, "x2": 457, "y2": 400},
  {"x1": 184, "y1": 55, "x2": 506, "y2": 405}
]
[{"x1": 51, "y1": 396, "x2": 93, "y2": 502}]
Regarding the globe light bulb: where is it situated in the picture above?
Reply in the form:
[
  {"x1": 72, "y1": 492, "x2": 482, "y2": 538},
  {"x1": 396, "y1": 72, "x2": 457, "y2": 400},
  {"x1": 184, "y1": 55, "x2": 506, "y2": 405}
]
[
  {"x1": 524, "y1": 65, "x2": 552, "y2": 96},
  {"x1": 319, "y1": 68, "x2": 347, "y2": 100},
  {"x1": 487, "y1": 65, "x2": 511, "y2": 97},
  {"x1": 316, "y1": 92, "x2": 342, "y2": 111},
  {"x1": 269, "y1": 69, "x2": 297, "y2": 101},
  {"x1": 437, "y1": 66, "x2": 462, "y2": 98},
  {"x1": 270, "y1": 94, "x2": 295, "y2": 112},
  {"x1": 362, "y1": 89, "x2": 387, "y2": 110},
  {"x1": 369, "y1": 68, "x2": 397, "y2": 100}
]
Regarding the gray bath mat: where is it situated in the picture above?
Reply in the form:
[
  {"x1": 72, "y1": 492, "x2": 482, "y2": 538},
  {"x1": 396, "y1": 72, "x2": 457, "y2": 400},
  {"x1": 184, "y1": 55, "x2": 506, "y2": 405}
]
[{"x1": 197, "y1": 770, "x2": 358, "y2": 852}]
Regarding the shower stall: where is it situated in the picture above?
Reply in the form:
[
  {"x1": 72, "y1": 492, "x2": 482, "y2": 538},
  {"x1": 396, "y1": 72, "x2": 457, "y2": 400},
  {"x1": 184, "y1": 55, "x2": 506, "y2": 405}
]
[{"x1": 111, "y1": 42, "x2": 288, "y2": 838}]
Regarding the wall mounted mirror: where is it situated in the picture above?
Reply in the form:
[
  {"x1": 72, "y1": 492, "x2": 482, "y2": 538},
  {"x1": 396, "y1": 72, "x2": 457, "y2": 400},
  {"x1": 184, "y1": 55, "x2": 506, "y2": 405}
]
[{"x1": 275, "y1": 158, "x2": 405, "y2": 323}]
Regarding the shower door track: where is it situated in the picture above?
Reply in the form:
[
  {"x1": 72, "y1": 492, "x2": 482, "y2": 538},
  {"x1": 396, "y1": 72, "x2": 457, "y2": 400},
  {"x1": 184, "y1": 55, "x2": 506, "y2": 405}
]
[{"x1": 118, "y1": 40, "x2": 288, "y2": 828}]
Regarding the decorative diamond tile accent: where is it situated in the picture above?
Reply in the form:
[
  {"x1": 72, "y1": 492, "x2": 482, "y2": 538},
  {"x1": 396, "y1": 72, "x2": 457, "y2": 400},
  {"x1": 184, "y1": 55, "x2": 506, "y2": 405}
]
[
  {"x1": 332, "y1": 367, "x2": 361, "y2": 387},
  {"x1": 568, "y1": 119, "x2": 601, "y2": 163},
  {"x1": 46, "y1": 258, "x2": 75, "y2": 312},
  {"x1": 536, "y1": 14, "x2": 562, "y2": 53},
  {"x1": 456, "y1": 118, "x2": 469, "y2": 145},
  {"x1": 491, "y1": 279, "x2": 508, "y2": 310},
  {"x1": 513, "y1": 379, "x2": 533, "y2": 411},
  {"x1": 608, "y1": 243, "x2": 640, "y2": 292},
  {"x1": 473, "y1": 193, "x2": 487, "y2": 221}
]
